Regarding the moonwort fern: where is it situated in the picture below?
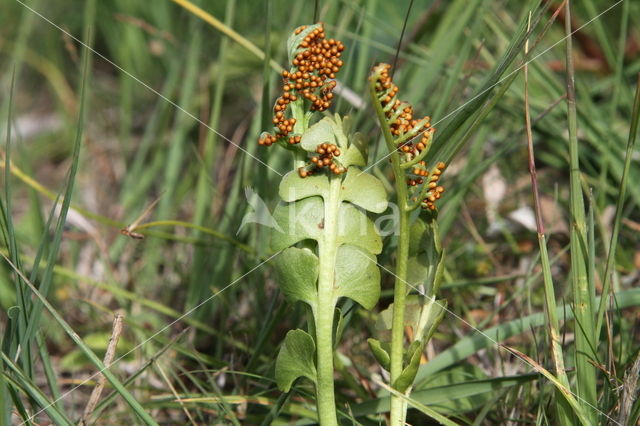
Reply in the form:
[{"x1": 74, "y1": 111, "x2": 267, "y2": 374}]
[
  {"x1": 259, "y1": 24, "x2": 387, "y2": 424},
  {"x1": 368, "y1": 63, "x2": 448, "y2": 425}
]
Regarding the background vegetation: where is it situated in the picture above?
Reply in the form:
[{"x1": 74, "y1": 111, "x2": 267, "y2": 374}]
[{"x1": 1, "y1": 0, "x2": 639, "y2": 424}]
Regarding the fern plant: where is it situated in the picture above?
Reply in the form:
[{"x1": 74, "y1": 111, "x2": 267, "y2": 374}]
[
  {"x1": 259, "y1": 24, "x2": 387, "y2": 424},
  {"x1": 368, "y1": 63, "x2": 448, "y2": 425}
]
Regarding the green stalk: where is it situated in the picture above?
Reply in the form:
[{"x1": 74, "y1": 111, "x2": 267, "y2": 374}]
[
  {"x1": 389, "y1": 207, "x2": 410, "y2": 424},
  {"x1": 523, "y1": 14, "x2": 573, "y2": 425},
  {"x1": 369, "y1": 78, "x2": 411, "y2": 425},
  {"x1": 564, "y1": 1, "x2": 596, "y2": 420},
  {"x1": 314, "y1": 175, "x2": 342, "y2": 425}
]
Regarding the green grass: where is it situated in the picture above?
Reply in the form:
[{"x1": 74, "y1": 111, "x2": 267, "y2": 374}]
[{"x1": 1, "y1": 0, "x2": 639, "y2": 424}]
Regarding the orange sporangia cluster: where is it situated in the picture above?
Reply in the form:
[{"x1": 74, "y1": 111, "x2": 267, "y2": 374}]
[
  {"x1": 420, "y1": 162, "x2": 446, "y2": 210},
  {"x1": 371, "y1": 62, "x2": 447, "y2": 210},
  {"x1": 259, "y1": 23, "x2": 345, "y2": 147},
  {"x1": 311, "y1": 142, "x2": 346, "y2": 174},
  {"x1": 372, "y1": 63, "x2": 435, "y2": 159},
  {"x1": 407, "y1": 160, "x2": 428, "y2": 186},
  {"x1": 298, "y1": 142, "x2": 346, "y2": 177}
]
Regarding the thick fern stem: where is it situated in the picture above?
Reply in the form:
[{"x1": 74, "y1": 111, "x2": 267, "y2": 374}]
[{"x1": 314, "y1": 175, "x2": 342, "y2": 425}]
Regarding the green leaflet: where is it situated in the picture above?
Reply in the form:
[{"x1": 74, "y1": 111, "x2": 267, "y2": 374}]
[
  {"x1": 275, "y1": 329, "x2": 317, "y2": 392},
  {"x1": 417, "y1": 297, "x2": 446, "y2": 342},
  {"x1": 300, "y1": 115, "x2": 348, "y2": 152},
  {"x1": 394, "y1": 339, "x2": 424, "y2": 393},
  {"x1": 340, "y1": 169, "x2": 388, "y2": 213},
  {"x1": 392, "y1": 297, "x2": 447, "y2": 392},
  {"x1": 334, "y1": 245, "x2": 380, "y2": 309},
  {"x1": 270, "y1": 197, "x2": 383, "y2": 255},
  {"x1": 300, "y1": 116, "x2": 368, "y2": 169},
  {"x1": 341, "y1": 132, "x2": 367, "y2": 168},
  {"x1": 279, "y1": 167, "x2": 387, "y2": 213},
  {"x1": 272, "y1": 245, "x2": 380, "y2": 324},
  {"x1": 407, "y1": 218, "x2": 444, "y2": 296},
  {"x1": 371, "y1": 294, "x2": 447, "y2": 392},
  {"x1": 279, "y1": 171, "x2": 330, "y2": 202},
  {"x1": 404, "y1": 340, "x2": 422, "y2": 365},
  {"x1": 273, "y1": 247, "x2": 319, "y2": 309},
  {"x1": 375, "y1": 296, "x2": 446, "y2": 353},
  {"x1": 300, "y1": 117, "x2": 336, "y2": 152},
  {"x1": 367, "y1": 338, "x2": 391, "y2": 371},
  {"x1": 408, "y1": 218, "x2": 428, "y2": 255},
  {"x1": 330, "y1": 115, "x2": 350, "y2": 149}
]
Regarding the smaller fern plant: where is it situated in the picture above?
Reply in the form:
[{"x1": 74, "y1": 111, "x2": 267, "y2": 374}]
[{"x1": 368, "y1": 63, "x2": 448, "y2": 425}]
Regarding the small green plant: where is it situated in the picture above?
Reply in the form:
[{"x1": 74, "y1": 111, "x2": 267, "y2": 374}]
[
  {"x1": 259, "y1": 24, "x2": 388, "y2": 424},
  {"x1": 368, "y1": 63, "x2": 448, "y2": 425}
]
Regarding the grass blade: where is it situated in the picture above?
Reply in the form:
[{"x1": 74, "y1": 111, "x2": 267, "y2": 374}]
[
  {"x1": 415, "y1": 288, "x2": 640, "y2": 380},
  {"x1": 1, "y1": 254, "x2": 158, "y2": 425},
  {"x1": 501, "y1": 346, "x2": 591, "y2": 426},
  {"x1": 88, "y1": 330, "x2": 187, "y2": 423},
  {"x1": 19, "y1": 20, "x2": 92, "y2": 354},
  {"x1": 1, "y1": 353, "x2": 74, "y2": 426},
  {"x1": 595, "y1": 73, "x2": 640, "y2": 336},
  {"x1": 523, "y1": 12, "x2": 572, "y2": 424},
  {"x1": 352, "y1": 373, "x2": 538, "y2": 417},
  {"x1": 564, "y1": 1, "x2": 597, "y2": 418}
]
